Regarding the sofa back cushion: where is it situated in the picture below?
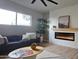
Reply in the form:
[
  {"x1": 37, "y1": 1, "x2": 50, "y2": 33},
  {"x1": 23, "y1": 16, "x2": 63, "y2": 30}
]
[{"x1": 7, "y1": 35, "x2": 22, "y2": 43}]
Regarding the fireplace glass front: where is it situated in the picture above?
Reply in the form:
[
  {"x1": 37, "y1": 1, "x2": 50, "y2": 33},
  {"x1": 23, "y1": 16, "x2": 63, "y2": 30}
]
[{"x1": 55, "y1": 32, "x2": 75, "y2": 41}]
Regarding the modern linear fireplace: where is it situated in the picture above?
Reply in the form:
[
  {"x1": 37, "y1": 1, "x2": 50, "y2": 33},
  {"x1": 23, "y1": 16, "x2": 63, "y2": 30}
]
[{"x1": 55, "y1": 32, "x2": 75, "y2": 41}]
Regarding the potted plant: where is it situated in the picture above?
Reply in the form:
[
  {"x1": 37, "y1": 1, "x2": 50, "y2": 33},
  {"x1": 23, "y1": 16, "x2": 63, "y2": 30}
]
[{"x1": 36, "y1": 18, "x2": 49, "y2": 43}]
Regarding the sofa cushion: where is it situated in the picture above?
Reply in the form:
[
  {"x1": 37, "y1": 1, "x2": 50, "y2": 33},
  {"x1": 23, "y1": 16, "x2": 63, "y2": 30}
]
[{"x1": 7, "y1": 35, "x2": 22, "y2": 43}]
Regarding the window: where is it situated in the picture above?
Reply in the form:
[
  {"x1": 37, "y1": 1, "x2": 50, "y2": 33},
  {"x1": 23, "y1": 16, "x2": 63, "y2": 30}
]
[
  {"x1": 17, "y1": 13, "x2": 32, "y2": 26},
  {"x1": 0, "y1": 9, "x2": 16, "y2": 25},
  {"x1": 0, "y1": 8, "x2": 32, "y2": 26}
]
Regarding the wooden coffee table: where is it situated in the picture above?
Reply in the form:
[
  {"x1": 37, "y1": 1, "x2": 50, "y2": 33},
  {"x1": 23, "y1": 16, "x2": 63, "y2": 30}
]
[{"x1": 8, "y1": 46, "x2": 44, "y2": 59}]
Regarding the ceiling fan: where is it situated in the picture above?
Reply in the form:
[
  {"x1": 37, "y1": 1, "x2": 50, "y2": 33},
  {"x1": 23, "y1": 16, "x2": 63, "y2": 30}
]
[{"x1": 31, "y1": 0, "x2": 58, "y2": 7}]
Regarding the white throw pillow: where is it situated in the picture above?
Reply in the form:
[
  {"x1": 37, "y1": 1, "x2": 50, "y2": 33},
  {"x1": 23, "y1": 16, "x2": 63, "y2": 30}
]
[
  {"x1": 0, "y1": 35, "x2": 3, "y2": 38},
  {"x1": 3, "y1": 36, "x2": 8, "y2": 43},
  {"x1": 26, "y1": 33, "x2": 36, "y2": 39},
  {"x1": 22, "y1": 33, "x2": 36, "y2": 40},
  {"x1": 22, "y1": 34, "x2": 30, "y2": 40},
  {"x1": 0, "y1": 35, "x2": 5, "y2": 45},
  {"x1": 0, "y1": 35, "x2": 8, "y2": 45},
  {"x1": 0, "y1": 38, "x2": 5, "y2": 45}
]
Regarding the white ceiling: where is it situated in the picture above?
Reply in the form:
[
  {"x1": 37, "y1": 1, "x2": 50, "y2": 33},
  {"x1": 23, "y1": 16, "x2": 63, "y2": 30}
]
[{"x1": 9, "y1": 0, "x2": 78, "y2": 13}]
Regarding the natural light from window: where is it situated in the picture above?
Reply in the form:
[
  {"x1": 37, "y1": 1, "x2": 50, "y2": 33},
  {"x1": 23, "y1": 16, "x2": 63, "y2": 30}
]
[
  {"x1": 17, "y1": 13, "x2": 32, "y2": 26},
  {"x1": 0, "y1": 9, "x2": 16, "y2": 25},
  {"x1": 0, "y1": 8, "x2": 32, "y2": 26}
]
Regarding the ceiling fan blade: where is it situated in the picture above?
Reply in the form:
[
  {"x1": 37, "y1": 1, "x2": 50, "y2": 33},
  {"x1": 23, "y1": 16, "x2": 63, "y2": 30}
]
[
  {"x1": 31, "y1": 0, "x2": 36, "y2": 4},
  {"x1": 47, "y1": 0, "x2": 58, "y2": 5},
  {"x1": 41, "y1": 0, "x2": 47, "y2": 6}
]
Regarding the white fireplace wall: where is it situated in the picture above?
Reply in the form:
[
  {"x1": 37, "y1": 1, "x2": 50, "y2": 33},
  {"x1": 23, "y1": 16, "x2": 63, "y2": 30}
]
[{"x1": 49, "y1": 5, "x2": 78, "y2": 48}]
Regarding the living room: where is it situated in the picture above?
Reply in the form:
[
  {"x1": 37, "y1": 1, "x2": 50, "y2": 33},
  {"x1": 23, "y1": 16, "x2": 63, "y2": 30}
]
[{"x1": 0, "y1": 0, "x2": 78, "y2": 59}]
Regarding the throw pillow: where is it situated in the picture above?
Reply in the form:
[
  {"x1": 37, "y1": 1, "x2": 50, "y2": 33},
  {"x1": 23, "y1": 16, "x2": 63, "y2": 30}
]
[
  {"x1": 3, "y1": 36, "x2": 8, "y2": 43},
  {"x1": 22, "y1": 34, "x2": 30, "y2": 40},
  {"x1": 22, "y1": 33, "x2": 36, "y2": 40},
  {"x1": 26, "y1": 33, "x2": 36, "y2": 39},
  {"x1": 0, "y1": 35, "x2": 3, "y2": 38},
  {"x1": 0, "y1": 35, "x2": 8, "y2": 45},
  {"x1": 0, "y1": 38, "x2": 5, "y2": 45},
  {"x1": 0, "y1": 35, "x2": 7, "y2": 45}
]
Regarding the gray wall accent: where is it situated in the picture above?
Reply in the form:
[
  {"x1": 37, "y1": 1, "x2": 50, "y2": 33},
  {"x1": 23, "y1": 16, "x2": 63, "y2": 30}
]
[{"x1": 0, "y1": 0, "x2": 43, "y2": 35}]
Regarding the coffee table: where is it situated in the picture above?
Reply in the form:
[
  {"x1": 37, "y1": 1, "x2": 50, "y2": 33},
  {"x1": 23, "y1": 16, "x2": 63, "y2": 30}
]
[{"x1": 8, "y1": 46, "x2": 44, "y2": 59}]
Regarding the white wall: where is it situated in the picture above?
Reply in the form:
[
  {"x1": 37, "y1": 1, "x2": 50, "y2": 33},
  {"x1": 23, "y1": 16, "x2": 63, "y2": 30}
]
[
  {"x1": 43, "y1": 13, "x2": 49, "y2": 20},
  {"x1": 0, "y1": 0, "x2": 43, "y2": 35},
  {"x1": 49, "y1": 5, "x2": 78, "y2": 48}
]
